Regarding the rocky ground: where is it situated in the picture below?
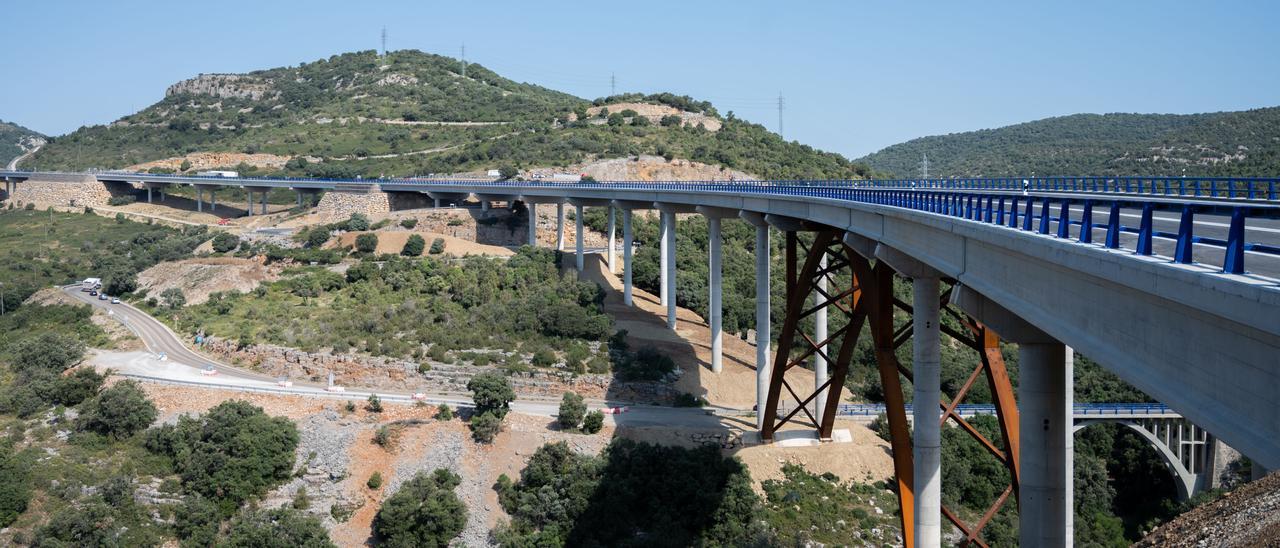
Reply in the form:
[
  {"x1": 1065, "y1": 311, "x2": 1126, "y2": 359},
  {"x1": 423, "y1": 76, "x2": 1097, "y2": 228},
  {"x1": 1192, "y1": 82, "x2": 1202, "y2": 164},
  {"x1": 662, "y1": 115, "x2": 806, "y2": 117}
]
[
  {"x1": 1137, "y1": 471, "x2": 1280, "y2": 547},
  {"x1": 135, "y1": 256, "x2": 281, "y2": 305}
]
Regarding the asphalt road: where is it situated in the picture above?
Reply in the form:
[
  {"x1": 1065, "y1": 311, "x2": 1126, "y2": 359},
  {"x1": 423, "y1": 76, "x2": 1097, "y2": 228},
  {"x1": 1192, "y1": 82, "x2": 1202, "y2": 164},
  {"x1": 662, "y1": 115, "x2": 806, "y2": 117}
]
[{"x1": 66, "y1": 286, "x2": 729, "y2": 428}]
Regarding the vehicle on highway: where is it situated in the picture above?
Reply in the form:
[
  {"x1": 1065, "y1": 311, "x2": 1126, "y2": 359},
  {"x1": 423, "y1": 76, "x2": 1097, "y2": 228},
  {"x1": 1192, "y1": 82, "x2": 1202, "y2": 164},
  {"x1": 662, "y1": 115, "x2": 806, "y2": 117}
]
[
  {"x1": 111, "y1": 297, "x2": 120, "y2": 304},
  {"x1": 277, "y1": 379, "x2": 293, "y2": 388},
  {"x1": 200, "y1": 366, "x2": 218, "y2": 376},
  {"x1": 196, "y1": 170, "x2": 239, "y2": 178},
  {"x1": 89, "y1": 290, "x2": 98, "y2": 296},
  {"x1": 325, "y1": 386, "x2": 346, "y2": 393},
  {"x1": 98, "y1": 294, "x2": 108, "y2": 301},
  {"x1": 81, "y1": 277, "x2": 101, "y2": 291}
]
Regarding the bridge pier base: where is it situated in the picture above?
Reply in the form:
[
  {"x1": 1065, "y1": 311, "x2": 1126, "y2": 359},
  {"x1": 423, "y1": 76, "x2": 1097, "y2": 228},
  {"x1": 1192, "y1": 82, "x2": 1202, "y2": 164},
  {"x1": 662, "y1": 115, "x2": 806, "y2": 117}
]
[
  {"x1": 708, "y1": 216, "x2": 723, "y2": 373},
  {"x1": 260, "y1": 192, "x2": 267, "y2": 215},
  {"x1": 196, "y1": 187, "x2": 203, "y2": 212},
  {"x1": 813, "y1": 252, "x2": 828, "y2": 422},
  {"x1": 526, "y1": 203, "x2": 537, "y2": 247},
  {"x1": 659, "y1": 212, "x2": 670, "y2": 308},
  {"x1": 146, "y1": 186, "x2": 153, "y2": 203},
  {"x1": 1020, "y1": 343, "x2": 1074, "y2": 548},
  {"x1": 481, "y1": 201, "x2": 490, "y2": 212},
  {"x1": 210, "y1": 190, "x2": 216, "y2": 211},
  {"x1": 912, "y1": 275, "x2": 943, "y2": 548},
  {"x1": 246, "y1": 192, "x2": 253, "y2": 217},
  {"x1": 575, "y1": 204, "x2": 584, "y2": 272},
  {"x1": 622, "y1": 208, "x2": 633, "y2": 306},
  {"x1": 555, "y1": 203, "x2": 565, "y2": 251},
  {"x1": 740, "y1": 212, "x2": 771, "y2": 431},
  {"x1": 663, "y1": 211, "x2": 677, "y2": 329}
]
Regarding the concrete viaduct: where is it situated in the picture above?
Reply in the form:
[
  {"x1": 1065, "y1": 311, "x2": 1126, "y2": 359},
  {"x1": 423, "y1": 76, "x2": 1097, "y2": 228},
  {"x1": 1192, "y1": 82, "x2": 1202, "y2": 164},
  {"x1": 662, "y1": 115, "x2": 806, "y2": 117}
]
[{"x1": 3, "y1": 170, "x2": 1280, "y2": 547}]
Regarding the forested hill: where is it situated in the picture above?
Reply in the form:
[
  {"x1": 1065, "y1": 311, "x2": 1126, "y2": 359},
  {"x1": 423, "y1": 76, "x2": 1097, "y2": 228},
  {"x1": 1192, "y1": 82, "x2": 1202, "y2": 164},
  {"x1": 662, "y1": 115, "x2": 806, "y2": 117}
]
[
  {"x1": 27, "y1": 50, "x2": 871, "y2": 180},
  {"x1": 0, "y1": 120, "x2": 45, "y2": 167},
  {"x1": 857, "y1": 107, "x2": 1280, "y2": 178}
]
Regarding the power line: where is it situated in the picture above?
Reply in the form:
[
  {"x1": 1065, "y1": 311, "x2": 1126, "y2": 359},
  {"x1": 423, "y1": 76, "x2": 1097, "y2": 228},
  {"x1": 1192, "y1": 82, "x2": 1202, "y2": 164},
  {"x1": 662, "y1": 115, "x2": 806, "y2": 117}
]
[
  {"x1": 611, "y1": 72, "x2": 616, "y2": 96},
  {"x1": 460, "y1": 44, "x2": 467, "y2": 79},
  {"x1": 777, "y1": 92, "x2": 785, "y2": 139}
]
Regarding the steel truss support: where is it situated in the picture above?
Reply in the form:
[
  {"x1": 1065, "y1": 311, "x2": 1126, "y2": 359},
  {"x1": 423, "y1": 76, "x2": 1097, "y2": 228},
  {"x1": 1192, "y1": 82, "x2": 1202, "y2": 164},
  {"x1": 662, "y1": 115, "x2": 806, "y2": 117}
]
[{"x1": 762, "y1": 229, "x2": 1022, "y2": 547}]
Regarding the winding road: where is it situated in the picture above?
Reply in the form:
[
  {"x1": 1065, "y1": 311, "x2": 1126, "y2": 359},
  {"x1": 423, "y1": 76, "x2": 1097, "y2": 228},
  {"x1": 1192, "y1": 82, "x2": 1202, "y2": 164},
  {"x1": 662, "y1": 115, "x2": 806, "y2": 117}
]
[
  {"x1": 65, "y1": 286, "x2": 732, "y2": 429},
  {"x1": 5, "y1": 142, "x2": 40, "y2": 170}
]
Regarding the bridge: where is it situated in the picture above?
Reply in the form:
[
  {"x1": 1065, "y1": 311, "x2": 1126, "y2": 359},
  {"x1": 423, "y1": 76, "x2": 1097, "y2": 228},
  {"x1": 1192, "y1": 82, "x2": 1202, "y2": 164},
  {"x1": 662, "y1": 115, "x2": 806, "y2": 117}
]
[{"x1": 4, "y1": 169, "x2": 1279, "y2": 547}]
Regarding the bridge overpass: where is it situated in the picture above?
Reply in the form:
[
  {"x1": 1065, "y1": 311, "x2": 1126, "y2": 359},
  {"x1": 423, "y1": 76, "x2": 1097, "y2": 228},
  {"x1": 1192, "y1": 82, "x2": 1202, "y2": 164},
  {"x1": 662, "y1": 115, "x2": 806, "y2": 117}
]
[{"x1": 3, "y1": 169, "x2": 1279, "y2": 547}]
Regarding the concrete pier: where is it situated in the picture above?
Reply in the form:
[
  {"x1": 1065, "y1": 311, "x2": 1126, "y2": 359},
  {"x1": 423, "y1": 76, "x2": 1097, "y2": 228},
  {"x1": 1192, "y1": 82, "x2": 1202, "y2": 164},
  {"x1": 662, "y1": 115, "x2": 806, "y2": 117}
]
[
  {"x1": 1020, "y1": 343, "x2": 1074, "y2": 547},
  {"x1": 527, "y1": 203, "x2": 537, "y2": 247},
  {"x1": 813, "y1": 252, "x2": 828, "y2": 422},
  {"x1": 708, "y1": 216, "x2": 723, "y2": 373},
  {"x1": 623, "y1": 208, "x2": 634, "y2": 306},
  {"x1": 662, "y1": 210, "x2": 677, "y2": 329},
  {"x1": 575, "y1": 204, "x2": 585, "y2": 271},
  {"x1": 912, "y1": 275, "x2": 942, "y2": 548},
  {"x1": 556, "y1": 203, "x2": 565, "y2": 251},
  {"x1": 607, "y1": 206, "x2": 616, "y2": 274},
  {"x1": 740, "y1": 212, "x2": 771, "y2": 431},
  {"x1": 659, "y1": 212, "x2": 670, "y2": 308}
]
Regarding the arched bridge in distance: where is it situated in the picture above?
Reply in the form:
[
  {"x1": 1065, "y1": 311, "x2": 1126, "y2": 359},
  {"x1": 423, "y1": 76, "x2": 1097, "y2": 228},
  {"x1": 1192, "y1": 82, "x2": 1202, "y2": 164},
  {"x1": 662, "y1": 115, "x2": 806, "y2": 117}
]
[{"x1": 4, "y1": 170, "x2": 1279, "y2": 547}]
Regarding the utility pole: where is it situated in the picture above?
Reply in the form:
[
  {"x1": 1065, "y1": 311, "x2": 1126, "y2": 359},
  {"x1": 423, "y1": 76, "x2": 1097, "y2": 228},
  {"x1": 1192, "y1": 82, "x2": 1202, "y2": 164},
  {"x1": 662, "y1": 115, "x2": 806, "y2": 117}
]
[
  {"x1": 460, "y1": 44, "x2": 467, "y2": 78},
  {"x1": 611, "y1": 72, "x2": 616, "y2": 96},
  {"x1": 920, "y1": 152, "x2": 930, "y2": 179},
  {"x1": 777, "y1": 92, "x2": 785, "y2": 140}
]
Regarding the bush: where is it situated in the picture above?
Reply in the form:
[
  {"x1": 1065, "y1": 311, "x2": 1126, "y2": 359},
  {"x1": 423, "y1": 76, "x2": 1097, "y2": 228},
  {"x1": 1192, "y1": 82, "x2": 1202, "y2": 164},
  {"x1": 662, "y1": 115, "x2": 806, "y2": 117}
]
[
  {"x1": 50, "y1": 367, "x2": 105, "y2": 406},
  {"x1": 108, "y1": 196, "x2": 137, "y2": 206},
  {"x1": 429, "y1": 237, "x2": 446, "y2": 254},
  {"x1": 305, "y1": 227, "x2": 331, "y2": 248},
  {"x1": 8, "y1": 332, "x2": 84, "y2": 377},
  {"x1": 223, "y1": 507, "x2": 336, "y2": 548},
  {"x1": 435, "y1": 403, "x2": 454, "y2": 421},
  {"x1": 530, "y1": 348, "x2": 557, "y2": 368},
  {"x1": 76, "y1": 380, "x2": 157, "y2": 439},
  {"x1": 467, "y1": 372, "x2": 514, "y2": 419},
  {"x1": 367, "y1": 471, "x2": 384, "y2": 489},
  {"x1": 160, "y1": 287, "x2": 186, "y2": 309},
  {"x1": 400, "y1": 218, "x2": 419, "y2": 229},
  {"x1": 470, "y1": 411, "x2": 502, "y2": 443},
  {"x1": 346, "y1": 213, "x2": 370, "y2": 231},
  {"x1": 498, "y1": 165, "x2": 518, "y2": 180},
  {"x1": 582, "y1": 410, "x2": 604, "y2": 434},
  {"x1": 674, "y1": 393, "x2": 705, "y2": 408},
  {"x1": 355, "y1": 233, "x2": 379, "y2": 253},
  {"x1": 557, "y1": 392, "x2": 586, "y2": 430},
  {"x1": 366, "y1": 393, "x2": 383, "y2": 413},
  {"x1": 402, "y1": 234, "x2": 425, "y2": 256},
  {"x1": 212, "y1": 232, "x2": 239, "y2": 253},
  {"x1": 0, "y1": 446, "x2": 31, "y2": 528},
  {"x1": 373, "y1": 469, "x2": 466, "y2": 548},
  {"x1": 144, "y1": 400, "x2": 299, "y2": 515}
]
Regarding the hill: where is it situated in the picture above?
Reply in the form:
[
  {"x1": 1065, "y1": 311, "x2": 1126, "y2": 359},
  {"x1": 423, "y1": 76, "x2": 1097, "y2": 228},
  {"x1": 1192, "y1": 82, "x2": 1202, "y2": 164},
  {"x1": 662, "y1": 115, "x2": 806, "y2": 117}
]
[
  {"x1": 27, "y1": 50, "x2": 871, "y2": 180},
  {"x1": 857, "y1": 107, "x2": 1280, "y2": 178},
  {"x1": 0, "y1": 120, "x2": 45, "y2": 168}
]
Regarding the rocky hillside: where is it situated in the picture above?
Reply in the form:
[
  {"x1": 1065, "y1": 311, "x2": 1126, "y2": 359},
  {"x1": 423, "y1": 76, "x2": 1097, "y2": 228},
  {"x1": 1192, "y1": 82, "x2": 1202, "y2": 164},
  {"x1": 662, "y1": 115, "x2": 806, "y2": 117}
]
[
  {"x1": 857, "y1": 107, "x2": 1280, "y2": 178},
  {"x1": 0, "y1": 119, "x2": 45, "y2": 167},
  {"x1": 27, "y1": 50, "x2": 872, "y2": 180}
]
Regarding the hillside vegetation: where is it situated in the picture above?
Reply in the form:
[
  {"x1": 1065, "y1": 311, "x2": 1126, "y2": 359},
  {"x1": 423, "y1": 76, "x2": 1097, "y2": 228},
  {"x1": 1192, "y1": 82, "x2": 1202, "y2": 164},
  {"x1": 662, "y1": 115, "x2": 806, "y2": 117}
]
[
  {"x1": 28, "y1": 50, "x2": 871, "y2": 180},
  {"x1": 0, "y1": 120, "x2": 44, "y2": 167},
  {"x1": 858, "y1": 107, "x2": 1280, "y2": 178}
]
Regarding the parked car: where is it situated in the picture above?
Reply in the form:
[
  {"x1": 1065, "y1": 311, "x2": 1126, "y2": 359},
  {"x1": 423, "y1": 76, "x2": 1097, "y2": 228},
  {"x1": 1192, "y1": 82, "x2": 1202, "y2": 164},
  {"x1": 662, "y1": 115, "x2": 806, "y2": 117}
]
[{"x1": 111, "y1": 297, "x2": 121, "y2": 304}]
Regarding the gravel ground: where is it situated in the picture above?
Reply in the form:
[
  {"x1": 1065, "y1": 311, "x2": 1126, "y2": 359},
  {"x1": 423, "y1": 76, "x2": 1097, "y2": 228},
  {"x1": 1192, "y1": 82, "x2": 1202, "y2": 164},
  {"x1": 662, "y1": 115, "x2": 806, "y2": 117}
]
[
  {"x1": 1137, "y1": 471, "x2": 1280, "y2": 547},
  {"x1": 264, "y1": 408, "x2": 365, "y2": 526}
]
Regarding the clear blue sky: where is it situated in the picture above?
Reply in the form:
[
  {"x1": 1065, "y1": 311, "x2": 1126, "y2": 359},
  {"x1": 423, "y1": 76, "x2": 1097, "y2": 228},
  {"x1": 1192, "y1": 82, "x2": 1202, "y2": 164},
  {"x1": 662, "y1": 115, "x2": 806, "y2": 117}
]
[{"x1": 1, "y1": 0, "x2": 1277, "y2": 158}]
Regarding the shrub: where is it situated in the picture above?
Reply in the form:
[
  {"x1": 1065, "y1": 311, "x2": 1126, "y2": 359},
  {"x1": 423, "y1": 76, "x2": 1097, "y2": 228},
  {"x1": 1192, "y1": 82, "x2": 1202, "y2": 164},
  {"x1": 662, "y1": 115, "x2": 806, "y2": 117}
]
[
  {"x1": 212, "y1": 232, "x2": 239, "y2": 253},
  {"x1": 76, "y1": 380, "x2": 157, "y2": 439},
  {"x1": 467, "y1": 372, "x2": 514, "y2": 419},
  {"x1": 293, "y1": 487, "x2": 311, "y2": 510},
  {"x1": 558, "y1": 392, "x2": 586, "y2": 430},
  {"x1": 50, "y1": 367, "x2": 105, "y2": 406},
  {"x1": 223, "y1": 507, "x2": 336, "y2": 548},
  {"x1": 355, "y1": 233, "x2": 379, "y2": 253},
  {"x1": 435, "y1": 404, "x2": 454, "y2": 421},
  {"x1": 530, "y1": 348, "x2": 557, "y2": 368},
  {"x1": 346, "y1": 213, "x2": 370, "y2": 231},
  {"x1": 367, "y1": 471, "x2": 383, "y2": 489},
  {"x1": 582, "y1": 410, "x2": 605, "y2": 434},
  {"x1": 470, "y1": 411, "x2": 502, "y2": 443},
  {"x1": 160, "y1": 287, "x2": 187, "y2": 309},
  {"x1": 366, "y1": 393, "x2": 383, "y2": 413},
  {"x1": 402, "y1": 234, "x2": 425, "y2": 256},
  {"x1": 446, "y1": 219, "x2": 464, "y2": 227},
  {"x1": 373, "y1": 469, "x2": 466, "y2": 548},
  {"x1": 108, "y1": 196, "x2": 137, "y2": 206},
  {"x1": 429, "y1": 237, "x2": 446, "y2": 254},
  {"x1": 674, "y1": 393, "x2": 705, "y2": 408},
  {"x1": 399, "y1": 218, "x2": 419, "y2": 229},
  {"x1": 660, "y1": 114, "x2": 683, "y2": 127},
  {"x1": 344, "y1": 401, "x2": 357, "y2": 413},
  {"x1": 8, "y1": 332, "x2": 84, "y2": 377},
  {"x1": 0, "y1": 446, "x2": 31, "y2": 528},
  {"x1": 305, "y1": 228, "x2": 331, "y2": 248}
]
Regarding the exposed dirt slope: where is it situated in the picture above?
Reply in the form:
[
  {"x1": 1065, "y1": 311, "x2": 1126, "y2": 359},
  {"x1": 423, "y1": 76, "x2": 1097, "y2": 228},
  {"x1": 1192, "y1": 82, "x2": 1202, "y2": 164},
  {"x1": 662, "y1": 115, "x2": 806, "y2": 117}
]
[
  {"x1": 135, "y1": 256, "x2": 280, "y2": 305},
  {"x1": 1137, "y1": 472, "x2": 1280, "y2": 547}
]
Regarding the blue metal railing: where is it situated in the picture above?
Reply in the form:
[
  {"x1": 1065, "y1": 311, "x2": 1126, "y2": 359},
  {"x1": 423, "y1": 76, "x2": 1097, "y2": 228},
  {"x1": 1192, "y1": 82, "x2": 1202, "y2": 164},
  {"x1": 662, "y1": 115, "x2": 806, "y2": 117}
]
[
  {"x1": 835, "y1": 402, "x2": 1176, "y2": 417},
  {"x1": 5, "y1": 170, "x2": 1279, "y2": 276}
]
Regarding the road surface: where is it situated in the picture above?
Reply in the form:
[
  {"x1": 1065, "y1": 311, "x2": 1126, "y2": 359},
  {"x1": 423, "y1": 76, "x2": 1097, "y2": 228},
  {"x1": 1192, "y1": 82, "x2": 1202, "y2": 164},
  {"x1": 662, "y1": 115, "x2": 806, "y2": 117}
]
[
  {"x1": 65, "y1": 286, "x2": 729, "y2": 428},
  {"x1": 5, "y1": 143, "x2": 40, "y2": 170}
]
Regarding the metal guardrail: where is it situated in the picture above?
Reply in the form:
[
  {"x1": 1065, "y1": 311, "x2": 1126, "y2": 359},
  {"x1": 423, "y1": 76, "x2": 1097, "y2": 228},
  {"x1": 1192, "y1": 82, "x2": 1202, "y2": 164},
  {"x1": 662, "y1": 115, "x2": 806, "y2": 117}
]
[
  {"x1": 834, "y1": 402, "x2": 1177, "y2": 417},
  {"x1": 6, "y1": 170, "x2": 1279, "y2": 275}
]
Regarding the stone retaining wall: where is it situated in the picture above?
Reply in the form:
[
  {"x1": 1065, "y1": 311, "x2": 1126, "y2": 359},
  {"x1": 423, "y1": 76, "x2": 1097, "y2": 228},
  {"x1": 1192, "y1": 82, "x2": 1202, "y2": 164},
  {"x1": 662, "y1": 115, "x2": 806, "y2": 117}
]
[
  {"x1": 315, "y1": 190, "x2": 391, "y2": 220},
  {"x1": 7, "y1": 177, "x2": 117, "y2": 208}
]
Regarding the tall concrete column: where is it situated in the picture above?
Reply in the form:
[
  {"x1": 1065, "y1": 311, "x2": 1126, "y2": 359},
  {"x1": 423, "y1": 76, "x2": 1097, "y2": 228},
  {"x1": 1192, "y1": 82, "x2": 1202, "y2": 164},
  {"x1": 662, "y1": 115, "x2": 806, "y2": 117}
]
[
  {"x1": 607, "y1": 207, "x2": 617, "y2": 274},
  {"x1": 481, "y1": 201, "x2": 490, "y2": 212},
  {"x1": 556, "y1": 203, "x2": 565, "y2": 251},
  {"x1": 434, "y1": 198, "x2": 442, "y2": 208},
  {"x1": 146, "y1": 186, "x2": 153, "y2": 203},
  {"x1": 708, "y1": 217, "x2": 724, "y2": 373},
  {"x1": 753, "y1": 223, "x2": 771, "y2": 430},
  {"x1": 296, "y1": 191, "x2": 303, "y2": 207},
  {"x1": 575, "y1": 204, "x2": 585, "y2": 272},
  {"x1": 950, "y1": 284, "x2": 1074, "y2": 547},
  {"x1": 813, "y1": 252, "x2": 829, "y2": 422},
  {"x1": 260, "y1": 191, "x2": 267, "y2": 215},
  {"x1": 659, "y1": 212, "x2": 670, "y2": 307},
  {"x1": 876, "y1": 244, "x2": 943, "y2": 548},
  {"x1": 1020, "y1": 343, "x2": 1074, "y2": 547},
  {"x1": 622, "y1": 208, "x2": 634, "y2": 306},
  {"x1": 912, "y1": 275, "x2": 942, "y2": 548},
  {"x1": 210, "y1": 190, "x2": 216, "y2": 211},
  {"x1": 196, "y1": 187, "x2": 204, "y2": 212},
  {"x1": 526, "y1": 202, "x2": 538, "y2": 247},
  {"x1": 246, "y1": 191, "x2": 253, "y2": 217},
  {"x1": 663, "y1": 211, "x2": 677, "y2": 330}
]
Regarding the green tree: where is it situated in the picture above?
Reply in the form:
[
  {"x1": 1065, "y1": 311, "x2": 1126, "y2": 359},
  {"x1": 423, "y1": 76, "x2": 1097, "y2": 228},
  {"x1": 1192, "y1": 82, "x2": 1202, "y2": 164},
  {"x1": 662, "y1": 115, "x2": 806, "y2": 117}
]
[
  {"x1": 144, "y1": 400, "x2": 300, "y2": 515},
  {"x1": 469, "y1": 412, "x2": 502, "y2": 443},
  {"x1": 161, "y1": 287, "x2": 187, "y2": 309},
  {"x1": 305, "y1": 228, "x2": 331, "y2": 248},
  {"x1": 429, "y1": 237, "x2": 445, "y2": 254},
  {"x1": 435, "y1": 403, "x2": 453, "y2": 421},
  {"x1": 366, "y1": 393, "x2": 383, "y2": 413},
  {"x1": 76, "y1": 380, "x2": 157, "y2": 439},
  {"x1": 607, "y1": 113, "x2": 625, "y2": 126},
  {"x1": 373, "y1": 469, "x2": 467, "y2": 548},
  {"x1": 50, "y1": 367, "x2": 105, "y2": 406},
  {"x1": 180, "y1": 159, "x2": 193, "y2": 172},
  {"x1": 222, "y1": 507, "x2": 336, "y2": 548},
  {"x1": 402, "y1": 234, "x2": 426, "y2": 256},
  {"x1": 467, "y1": 372, "x2": 514, "y2": 419},
  {"x1": 557, "y1": 392, "x2": 586, "y2": 430},
  {"x1": 0, "y1": 445, "x2": 31, "y2": 528},
  {"x1": 367, "y1": 471, "x2": 384, "y2": 489},
  {"x1": 103, "y1": 267, "x2": 138, "y2": 296},
  {"x1": 355, "y1": 233, "x2": 379, "y2": 253},
  {"x1": 212, "y1": 232, "x2": 239, "y2": 253},
  {"x1": 498, "y1": 165, "x2": 518, "y2": 180},
  {"x1": 8, "y1": 332, "x2": 84, "y2": 377}
]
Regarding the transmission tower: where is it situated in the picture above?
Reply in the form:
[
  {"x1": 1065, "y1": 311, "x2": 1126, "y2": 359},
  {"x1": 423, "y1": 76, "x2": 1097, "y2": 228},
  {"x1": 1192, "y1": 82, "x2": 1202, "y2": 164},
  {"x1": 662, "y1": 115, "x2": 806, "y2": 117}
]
[
  {"x1": 920, "y1": 152, "x2": 930, "y2": 179},
  {"x1": 611, "y1": 72, "x2": 616, "y2": 96},
  {"x1": 461, "y1": 44, "x2": 467, "y2": 78},
  {"x1": 777, "y1": 92, "x2": 785, "y2": 139},
  {"x1": 380, "y1": 27, "x2": 387, "y2": 57}
]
